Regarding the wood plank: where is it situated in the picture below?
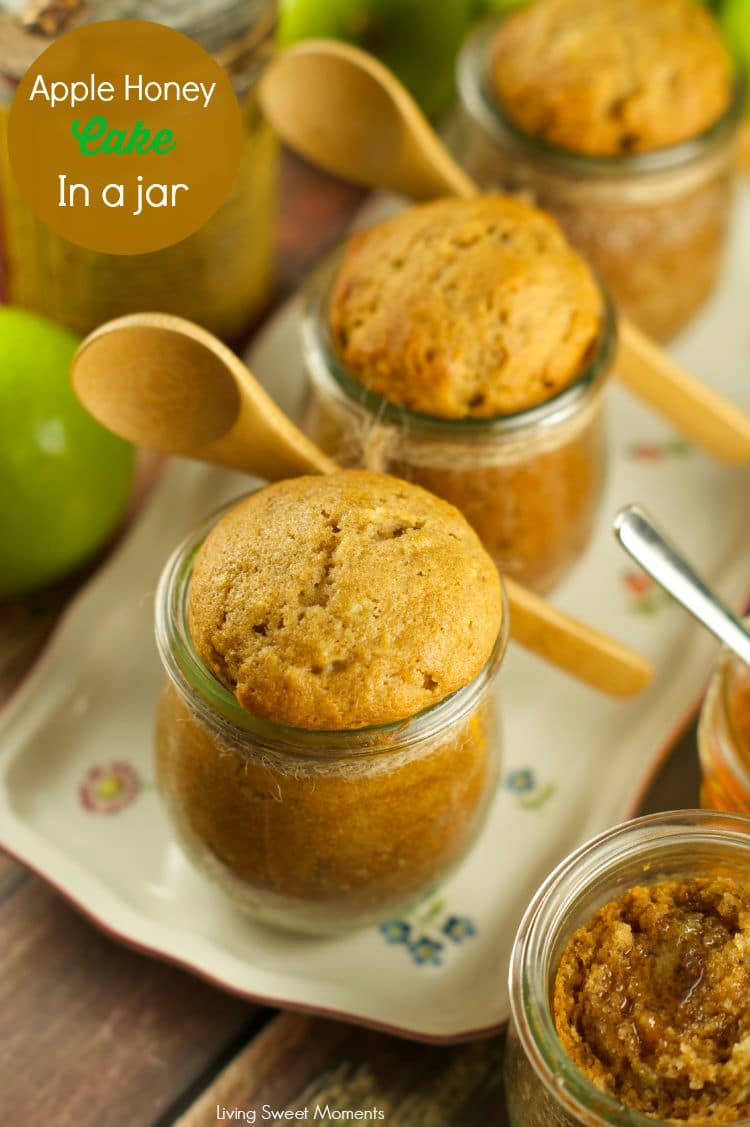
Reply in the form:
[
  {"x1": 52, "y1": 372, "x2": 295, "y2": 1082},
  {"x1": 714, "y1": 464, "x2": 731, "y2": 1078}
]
[
  {"x1": 178, "y1": 1013, "x2": 508, "y2": 1127},
  {"x1": 0, "y1": 874, "x2": 260, "y2": 1126},
  {"x1": 0, "y1": 850, "x2": 27, "y2": 902},
  {"x1": 0, "y1": 578, "x2": 80, "y2": 704},
  {"x1": 276, "y1": 150, "x2": 365, "y2": 296}
]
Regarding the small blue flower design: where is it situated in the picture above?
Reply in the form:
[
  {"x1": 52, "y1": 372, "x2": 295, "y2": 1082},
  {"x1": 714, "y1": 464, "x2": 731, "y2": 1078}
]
[
  {"x1": 505, "y1": 768, "x2": 536, "y2": 794},
  {"x1": 379, "y1": 920, "x2": 412, "y2": 945},
  {"x1": 378, "y1": 898, "x2": 476, "y2": 965},
  {"x1": 442, "y1": 915, "x2": 476, "y2": 944},
  {"x1": 503, "y1": 767, "x2": 557, "y2": 810},
  {"x1": 409, "y1": 936, "x2": 444, "y2": 966}
]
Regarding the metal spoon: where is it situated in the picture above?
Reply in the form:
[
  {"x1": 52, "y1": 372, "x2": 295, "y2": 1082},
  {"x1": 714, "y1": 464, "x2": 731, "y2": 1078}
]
[
  {"x1": 614, "y1": 505, "x2": 750, "y2": 666},
  {"x1": 259, "y1": 40, "x2": 750, "y2": 466},
  {"x1": 71, "y1": 311, "x2": 653, "y2": 697}
]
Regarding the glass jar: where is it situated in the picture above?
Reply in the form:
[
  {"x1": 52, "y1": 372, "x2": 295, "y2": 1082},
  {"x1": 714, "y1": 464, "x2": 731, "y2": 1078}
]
[
  {"x1": 154, "y1": 499, "x2": 508, "y2": 936},
  {"x1": 302, "y1": 254, "x2": 615, "y2": 595},
  {"x1": 699, "y1": 643, "x2": 750, "y2": 815},
  {"x1": 505, "y1": 810, "x2": 750, "y2": 1127},
  {"x1": 0, "y1": 0, "x2": 278, "y2": 342},
  {"x1": 454, "y1": 19, "x2": 746, "y2": 342}
]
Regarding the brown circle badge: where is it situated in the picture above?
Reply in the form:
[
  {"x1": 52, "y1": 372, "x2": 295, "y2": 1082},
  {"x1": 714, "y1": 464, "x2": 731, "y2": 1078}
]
[{"x1": 8, "y1": 20, "x2": 243, "y2": 255}]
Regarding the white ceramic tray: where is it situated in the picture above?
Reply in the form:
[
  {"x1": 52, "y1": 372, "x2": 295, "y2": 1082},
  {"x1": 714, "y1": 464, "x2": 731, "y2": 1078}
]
[{"x1": 1, "y1": 185, "x2": 749, "y2": 1043}]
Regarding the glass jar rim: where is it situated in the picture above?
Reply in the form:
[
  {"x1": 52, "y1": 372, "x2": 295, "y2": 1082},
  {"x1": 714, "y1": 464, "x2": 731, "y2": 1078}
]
[
  {"x1": 0, "y1": 0, "x2": 275, "y2": 78},
  {"x1": 458, "y1": 16, "x2": 747, "y2": 180},
  {"x1": 303, "y1": 247, "x2": 616, "y2": 440},
  {"x1": 509, "y1": 809, "x2": 750, "y2": 1126},
  {"x1": 155, "y1": 492, "x2": 509, "y2": 758}
]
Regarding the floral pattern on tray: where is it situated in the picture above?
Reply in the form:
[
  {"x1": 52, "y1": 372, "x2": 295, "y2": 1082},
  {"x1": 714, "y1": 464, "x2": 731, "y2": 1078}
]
[
  {"x1": 503, "y1": 768, "x2": 556, "y2": 811},
  {"x1": 628, "y1": 438, "x2": 692, "y2": 462},
  {"x1": 379, "y1": 898, "x2": 477, "y2": 967},
  {"x1": 623, "y1": 571, "x2": 674, "y2": 616},
  {"x1": 79, "y1": 762, "x2": 142, "y2": 814}
]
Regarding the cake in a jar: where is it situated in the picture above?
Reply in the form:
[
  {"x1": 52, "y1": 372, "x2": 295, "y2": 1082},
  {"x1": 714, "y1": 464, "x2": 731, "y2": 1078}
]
[
  {"x1": 306, "y1": 194, "x2": 611, "y2": 593},
  {"x1": 329, "y1": 194, "x2": 603, "y2": 419},
  {"x1": 490, "y1": 0, "x2": 733, "y2": 157},
  {"x1": 455, "y1": 0, "x2": 742, "y2": 339},
  {"x1": 553, "y1": 876, "x2": 750, "y2": 1122},
  {"x1": 155, "y1": 470, "x2": 506, "y2": 932}
]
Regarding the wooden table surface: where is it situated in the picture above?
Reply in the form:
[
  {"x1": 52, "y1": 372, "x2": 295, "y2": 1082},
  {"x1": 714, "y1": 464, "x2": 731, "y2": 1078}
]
[{"x1": 0, "y1": 152, "x2": 705, "y2": 1127}]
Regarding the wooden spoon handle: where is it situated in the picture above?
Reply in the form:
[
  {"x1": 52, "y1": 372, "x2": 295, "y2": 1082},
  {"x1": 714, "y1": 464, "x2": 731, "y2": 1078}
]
[
  {"x1": 397, "y1": 107, "x2": 478, "y2": 201},
  {"x1": 208, "y1": 375, "x2": 337, "y2": 479},
  {"x1": 504, "y1": 577, "x2": 653, "y2": 697},
  {"x1": 616, "y1": 317, "x2": 750, "y2": 464}
]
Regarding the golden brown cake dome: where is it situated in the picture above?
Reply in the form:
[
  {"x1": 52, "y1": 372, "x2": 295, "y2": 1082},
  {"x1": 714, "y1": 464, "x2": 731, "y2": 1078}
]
[
  {"x1": 188, "y1": 471, "x2": 503, "y2": 730},
  {"x1": 490, "y1": 0, "x2": 733, "y2": 157},
  {"x1": 329, "y1": 195, "x2": 603, "y2": 419}
]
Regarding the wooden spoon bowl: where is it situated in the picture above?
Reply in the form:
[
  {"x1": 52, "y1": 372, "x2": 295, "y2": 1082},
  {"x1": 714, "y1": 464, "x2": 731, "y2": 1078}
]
[
  {"x1": 259, "y1": 38, "x2": 476, "y2": 200},
  {"x1": 75, "y1": 321, "x2": 241, "y2": 454},
  {"x1": 73, "y1": 313, "x2": 334, "y2": 480}
]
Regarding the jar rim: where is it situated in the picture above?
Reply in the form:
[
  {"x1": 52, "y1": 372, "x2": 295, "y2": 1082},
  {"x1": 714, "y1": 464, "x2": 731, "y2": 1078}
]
[
  {"x1": 458, "y1": 16, "x2": 747, "y2": 180},
  {"x1": 509, "y1": 809, "x2": 750, "y2": 1126},
  {"x1": 302, "y1": 247, "x2": 616, "y2": 440},
  {"x1": 0, "y1": 0, "x2": 275, "y2": 78},
  {"x1": 154, "y1": 492, "x2": 509, "y2": 756}
]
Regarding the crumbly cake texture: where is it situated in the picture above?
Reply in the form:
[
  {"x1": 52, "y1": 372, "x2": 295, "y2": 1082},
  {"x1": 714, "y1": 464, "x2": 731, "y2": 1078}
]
[
  {"x1": 490, "y1": 0, "x2": 733, "y2": 156},
  {"x1": 553, "y1": 877, "x2": 750, "y2": 1123},
  {"x1": 187, "y1": 471, "x2": 503, "y2": 730},
  {"x1": 328, "y1": 195, "x2": 603, "y2": 419}
]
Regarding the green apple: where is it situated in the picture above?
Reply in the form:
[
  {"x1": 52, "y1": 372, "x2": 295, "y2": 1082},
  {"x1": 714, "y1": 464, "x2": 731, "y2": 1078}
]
[
  {"x1": 0, "y1": 308, "x2": 135, "y2": 598},
  {"x1": 721, "y1": 0, "x2": 750, "y2": 110},
  {"x1": 279, "y1": 0, "x2": 475, "y2": 118}
]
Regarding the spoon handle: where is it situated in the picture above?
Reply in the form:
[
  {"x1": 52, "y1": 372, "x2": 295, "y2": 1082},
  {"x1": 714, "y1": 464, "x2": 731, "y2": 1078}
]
[
  {"x1": 614, "y1": 505, "x2": 750, "y2": 666},
  {"x1": 617, "y1": 319, "x2": 750, "y2": 465},
  {"x1": 504, "y1": 577, "x2": 653, "y2": 697}
]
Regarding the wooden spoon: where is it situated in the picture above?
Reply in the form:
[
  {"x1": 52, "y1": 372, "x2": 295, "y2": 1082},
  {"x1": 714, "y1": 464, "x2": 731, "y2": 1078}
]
[
  {"x1": 259, "y1": 39, "x2": 750, "y2": 465},
  {"x1": 73, "y1": 313, "x2": 332, "y2": 479},
  {"x1": 257, "y1": 37, "x2": 475, "y2": 201},
  {"x1": 72, "y1": 312, "x2": 652, "y2": 698}
]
